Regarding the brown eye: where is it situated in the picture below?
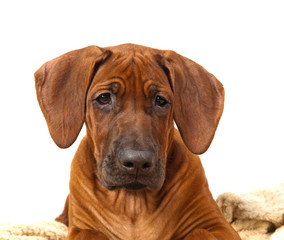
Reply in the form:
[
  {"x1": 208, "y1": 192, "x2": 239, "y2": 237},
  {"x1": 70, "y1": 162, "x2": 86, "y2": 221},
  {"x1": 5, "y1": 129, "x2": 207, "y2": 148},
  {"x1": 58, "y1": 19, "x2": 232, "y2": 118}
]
[
  {"x1": 96, "y1": 93, "x2": 112, "y2": 105},
  {"x1": 155, "y1": 95, "x2": 168, "y2": 107}
]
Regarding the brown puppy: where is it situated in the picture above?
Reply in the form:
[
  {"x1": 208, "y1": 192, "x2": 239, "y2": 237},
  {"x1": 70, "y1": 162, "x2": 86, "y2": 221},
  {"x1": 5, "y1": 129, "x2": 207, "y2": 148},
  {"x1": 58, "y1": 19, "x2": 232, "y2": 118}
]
[{"x1": 35, "y1": 44, "x2": 240, "y2": 240}]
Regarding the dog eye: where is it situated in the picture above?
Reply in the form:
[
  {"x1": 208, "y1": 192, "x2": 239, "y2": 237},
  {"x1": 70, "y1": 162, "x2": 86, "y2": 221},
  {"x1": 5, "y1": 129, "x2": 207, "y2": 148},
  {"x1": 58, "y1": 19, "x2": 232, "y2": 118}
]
[
  {"x1": 96, "y1": 93, "x2": 112, "y2": 105},
  {"x1": 155, "y1": 95, "x2": 168, "y2": 107}
]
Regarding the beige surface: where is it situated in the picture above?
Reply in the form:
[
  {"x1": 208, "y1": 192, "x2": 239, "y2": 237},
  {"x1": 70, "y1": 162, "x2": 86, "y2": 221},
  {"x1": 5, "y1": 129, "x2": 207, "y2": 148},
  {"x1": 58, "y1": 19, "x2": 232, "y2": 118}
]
[{"x1": 217, "y1": 183, "x2": 284, "y2": 240}]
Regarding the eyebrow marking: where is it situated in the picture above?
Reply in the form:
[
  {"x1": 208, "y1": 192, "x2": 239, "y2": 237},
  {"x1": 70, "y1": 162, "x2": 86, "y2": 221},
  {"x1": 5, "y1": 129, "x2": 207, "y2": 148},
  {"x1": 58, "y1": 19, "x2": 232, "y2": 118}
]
[
  {"x1": 143, "y1": 80, "x2": 174, "y2": 100},
  {"x1": 143, "y1": 80, "x2": 161, "y2": 97},
  {"x1": 94, "y1": 77, "x2": 126, "y2": 97}
]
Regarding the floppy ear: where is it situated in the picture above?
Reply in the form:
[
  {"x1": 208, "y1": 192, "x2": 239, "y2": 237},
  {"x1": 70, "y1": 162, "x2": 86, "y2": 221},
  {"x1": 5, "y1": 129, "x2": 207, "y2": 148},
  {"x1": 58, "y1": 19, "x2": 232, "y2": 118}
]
[
  {"x1": 162, "y1": 51, "x2": 224, "y2": 154},
  {"x1": 34, "y1": 46, "x2": 111, "y2": 148}
]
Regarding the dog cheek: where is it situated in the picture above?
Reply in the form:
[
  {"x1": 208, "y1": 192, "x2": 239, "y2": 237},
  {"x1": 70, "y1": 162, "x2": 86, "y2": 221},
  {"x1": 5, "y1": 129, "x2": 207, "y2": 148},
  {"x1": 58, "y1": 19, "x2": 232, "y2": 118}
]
[
  {"x1": 91, "y1": 126, "x2": 111, "y2": 159},
  {"x1": 98, "y1": 155, "x2": 119, "y2": 186},
  {"x1": 152, "y1": 163, "x2": 167, "y2": 191},
  {"x1": 96, "y1": 159, "x2": 111, "y2": 188},
  {"x1": 157, "y1": 131, "x2": 170, "y2": 160}
]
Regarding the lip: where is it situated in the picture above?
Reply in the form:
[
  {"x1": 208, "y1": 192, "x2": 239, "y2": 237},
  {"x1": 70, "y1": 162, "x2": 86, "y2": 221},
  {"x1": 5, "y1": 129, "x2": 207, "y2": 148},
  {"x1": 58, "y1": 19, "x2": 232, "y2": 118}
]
[
  {"x1": 100, "y1": 174, "x2": 148, "y2": 191},
  {"x1": 123, "y1": 182, "x2": 147, "y2": 190}
]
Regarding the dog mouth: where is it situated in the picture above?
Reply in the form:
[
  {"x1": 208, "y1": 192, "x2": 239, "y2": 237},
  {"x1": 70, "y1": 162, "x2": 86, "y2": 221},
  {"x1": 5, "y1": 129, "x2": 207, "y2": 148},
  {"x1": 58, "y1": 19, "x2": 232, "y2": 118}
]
[
  {"x1": 123, "y1": 182, "x2": 147, "y2": 190},
  {"x1": 100, "y1": 173, "x2": 158, "y2": 191},
  {"x1": 98, "y1": 168, "x2": 148, "y2": 191},
  {"x1": 99, "y1": 154, "x2": 166, "y2": 191},
  {"x1": 101, "y1": 179, "x2": 147, "y2": 191}
]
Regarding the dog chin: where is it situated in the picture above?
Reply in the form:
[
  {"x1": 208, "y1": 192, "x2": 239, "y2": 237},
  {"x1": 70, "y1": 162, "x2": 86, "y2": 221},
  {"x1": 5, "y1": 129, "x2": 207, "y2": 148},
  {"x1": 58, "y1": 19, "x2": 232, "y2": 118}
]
[
  {"x1": 100, "y1": 176, "x2": 161, "y2": 191},
  {"x1": 99, "y1": 168, "x2": 165, "y2": 191},
  {"x1": 122, "y1": 182, "x2": 147, "y2": 190},
  {"x1": 106, "y1": 181, "x2": 164, "y2": 192},
  {"x1": 101, "y1": 180, "x2": 147, "y2": 191}
]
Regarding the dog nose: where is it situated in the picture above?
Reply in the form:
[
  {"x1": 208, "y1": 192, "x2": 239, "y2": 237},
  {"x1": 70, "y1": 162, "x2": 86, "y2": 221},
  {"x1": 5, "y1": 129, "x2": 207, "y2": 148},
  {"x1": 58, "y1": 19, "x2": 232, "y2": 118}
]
[{"x1": 118, "y1": 148, "x2": 155, "y2": 172}]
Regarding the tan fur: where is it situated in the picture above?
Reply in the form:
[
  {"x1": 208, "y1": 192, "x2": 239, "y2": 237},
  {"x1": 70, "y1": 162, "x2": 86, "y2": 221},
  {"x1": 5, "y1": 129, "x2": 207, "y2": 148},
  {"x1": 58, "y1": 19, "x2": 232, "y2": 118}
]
[{"x1": 35, "y1": 44, "x2": 240, "y2": 239}]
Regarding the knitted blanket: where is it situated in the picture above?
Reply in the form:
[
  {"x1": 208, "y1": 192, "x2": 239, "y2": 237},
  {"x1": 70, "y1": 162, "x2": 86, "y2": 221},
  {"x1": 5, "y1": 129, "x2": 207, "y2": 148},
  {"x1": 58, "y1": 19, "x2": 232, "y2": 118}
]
[
  {"x1": 1, "y1": 184, "x2": 283, "y2": 240},
  {"x1": 0, "y1": 221, "x2": 67, "y2": 240},
  {"x1": 217, "y1": 183, "x2": 284, "y2": 240}
]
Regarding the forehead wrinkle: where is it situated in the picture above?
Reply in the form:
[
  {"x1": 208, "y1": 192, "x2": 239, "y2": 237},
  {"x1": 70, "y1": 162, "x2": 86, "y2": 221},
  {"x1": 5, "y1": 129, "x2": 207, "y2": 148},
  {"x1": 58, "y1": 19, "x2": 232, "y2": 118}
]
[
  {"x1": 143, "y1": 80, "x2": 173, "y2": 98},
  {"x1": 102, "y1": 54, "x2": 139, "y2": 104},
  {"x1": 135, "y1": 59, "x2": 170, "y2": 87},
  {"x1": 95, "y1": 54, "x2": 134, "y2": 83},
  {"x1": 94, "y1": 77, "x2": 125, "y2": 89},
  {"x1": 96, "y1": 51, "x2": 169, "y2": 99},
  {"x1": 143, "y1": 81, "x2": 157, "y2": 100},
  {"x1": 129, "y1": 54, "x2": 172, "y2": 100},
  {"x1": 135, "y1": 54, "x2": 166, "y2": 79},
  {"x1": 119, "y1": 55, "x2": 135, "y2": 74}
]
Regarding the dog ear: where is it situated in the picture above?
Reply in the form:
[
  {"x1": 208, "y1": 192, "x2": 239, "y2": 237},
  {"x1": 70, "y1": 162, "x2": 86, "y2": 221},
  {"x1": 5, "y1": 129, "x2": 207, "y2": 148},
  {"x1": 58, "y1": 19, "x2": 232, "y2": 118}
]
[
  {"x1": 34, "y1": 46, "x2": 111, "y2": 148},
  {"x1": 161, "y1": 51, "x2": 224, "y2": 154}
]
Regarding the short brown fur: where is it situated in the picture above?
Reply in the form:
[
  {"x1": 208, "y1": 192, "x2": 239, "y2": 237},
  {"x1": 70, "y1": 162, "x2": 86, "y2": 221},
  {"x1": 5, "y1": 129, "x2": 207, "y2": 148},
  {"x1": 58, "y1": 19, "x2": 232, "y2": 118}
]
[{"x1": 35, "y1": 44, "x2": 240, "y2": 240}]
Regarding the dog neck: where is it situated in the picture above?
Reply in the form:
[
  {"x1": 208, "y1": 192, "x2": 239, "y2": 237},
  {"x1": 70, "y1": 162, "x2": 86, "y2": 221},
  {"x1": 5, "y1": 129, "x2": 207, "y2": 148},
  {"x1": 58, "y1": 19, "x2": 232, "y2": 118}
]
[{"x1": 69, "y1": 132, "x2": 203, "y2": 240}]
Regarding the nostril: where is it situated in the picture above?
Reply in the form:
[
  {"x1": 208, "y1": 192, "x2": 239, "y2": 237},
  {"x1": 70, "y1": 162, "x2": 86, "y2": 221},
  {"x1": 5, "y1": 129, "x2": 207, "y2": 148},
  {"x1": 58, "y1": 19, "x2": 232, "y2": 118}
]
[
  {"x1": 123, "y1": 161, "x2": 134, "y2": 169},
  {"x1": 142, "y1": 162, "x2": 152, "y2": 169},
  {"x1": 118, "y1": 148, "x2": 155, "y2": 171}
]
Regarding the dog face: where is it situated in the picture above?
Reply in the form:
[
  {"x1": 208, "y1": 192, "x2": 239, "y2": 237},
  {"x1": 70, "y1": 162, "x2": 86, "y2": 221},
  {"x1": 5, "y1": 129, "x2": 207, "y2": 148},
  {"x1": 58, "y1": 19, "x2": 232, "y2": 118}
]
[
  {"x1": 85, "y1": 50, "x2": 174, "y2": 190},
  {"x1": 35, "y1": 44, "x2": 224, "y2": 192}
]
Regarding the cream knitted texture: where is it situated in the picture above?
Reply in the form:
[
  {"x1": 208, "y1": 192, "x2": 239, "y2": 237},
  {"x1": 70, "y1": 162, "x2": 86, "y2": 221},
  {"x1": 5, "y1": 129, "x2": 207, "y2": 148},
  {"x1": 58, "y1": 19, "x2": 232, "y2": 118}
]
[
  {"x1": 0, "y1": 221, "x2": 67, "y2": 240},
  {"x1": 217, "y1": 183, "x2": 284, "y2": 240}
]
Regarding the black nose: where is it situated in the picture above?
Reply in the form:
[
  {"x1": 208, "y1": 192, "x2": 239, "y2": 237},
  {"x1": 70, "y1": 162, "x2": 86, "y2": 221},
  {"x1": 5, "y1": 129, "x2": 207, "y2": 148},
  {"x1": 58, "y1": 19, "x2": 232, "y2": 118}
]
[{"x1": 118, "y1": 148, "x2": 155, "y2": 172}]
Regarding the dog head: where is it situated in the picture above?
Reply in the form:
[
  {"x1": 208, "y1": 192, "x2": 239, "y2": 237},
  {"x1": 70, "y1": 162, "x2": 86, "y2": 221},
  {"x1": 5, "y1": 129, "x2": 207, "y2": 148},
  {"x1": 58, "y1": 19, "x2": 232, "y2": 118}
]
[{"x1": 35, "y1": 44, "x2": 224, "y2": 191}]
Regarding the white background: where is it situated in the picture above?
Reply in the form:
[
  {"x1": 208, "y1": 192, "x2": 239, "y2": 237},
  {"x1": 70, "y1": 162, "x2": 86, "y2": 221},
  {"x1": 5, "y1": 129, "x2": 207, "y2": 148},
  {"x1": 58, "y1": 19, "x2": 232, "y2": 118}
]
[{"x1": 0, "y1": 0, "x2": 283, "y2": 224}]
